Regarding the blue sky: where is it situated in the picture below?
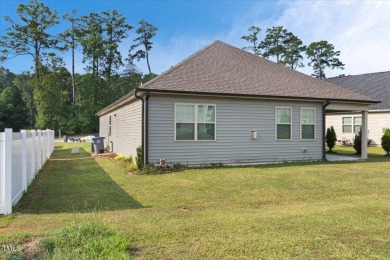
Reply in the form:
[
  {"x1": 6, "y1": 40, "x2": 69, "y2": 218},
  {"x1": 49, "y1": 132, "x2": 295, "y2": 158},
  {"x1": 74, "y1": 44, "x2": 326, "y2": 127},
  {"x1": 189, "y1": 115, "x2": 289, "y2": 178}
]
[{"x1": 1, "y1": 0, "x2": 390, "y2": 78}]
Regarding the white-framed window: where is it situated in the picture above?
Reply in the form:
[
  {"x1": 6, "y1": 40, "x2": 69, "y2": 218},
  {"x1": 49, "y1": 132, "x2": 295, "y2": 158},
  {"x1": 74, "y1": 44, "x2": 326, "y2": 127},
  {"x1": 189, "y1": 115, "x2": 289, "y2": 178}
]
[
  {"x1": 342, "y1": 116, "x2": 361, "y2": 133},
  {"x1": 301, "y1": 108, "x2": 316, "y2": 140},
  {"x1": 276, "y1": 107, "x2": 292, "y2": 140},
  {"x1": 175, "y1": 103, "x2": 216, "y2": 141}
]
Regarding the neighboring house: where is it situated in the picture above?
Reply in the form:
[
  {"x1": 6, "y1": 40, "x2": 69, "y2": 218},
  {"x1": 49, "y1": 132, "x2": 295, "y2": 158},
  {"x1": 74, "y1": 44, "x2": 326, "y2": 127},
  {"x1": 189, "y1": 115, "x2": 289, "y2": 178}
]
[
  {"x1": 96, "y1": 41, "x2": 378, "y2": 165},
  {"x1": 325, "y1": 72, "x2": 390, "y2": 146}
]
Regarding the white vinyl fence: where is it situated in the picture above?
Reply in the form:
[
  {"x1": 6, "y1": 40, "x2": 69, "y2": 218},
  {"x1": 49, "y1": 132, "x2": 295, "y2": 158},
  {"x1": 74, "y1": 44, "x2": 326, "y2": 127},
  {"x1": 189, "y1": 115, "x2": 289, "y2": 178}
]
[{"x1": 0, "y1": 128, "x2": 55, "y2": 215}]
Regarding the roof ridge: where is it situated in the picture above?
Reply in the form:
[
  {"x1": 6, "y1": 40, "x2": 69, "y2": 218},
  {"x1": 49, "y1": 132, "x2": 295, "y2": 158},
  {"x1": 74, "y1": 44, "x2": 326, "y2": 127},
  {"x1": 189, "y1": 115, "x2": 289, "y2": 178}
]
[
  {"x1": 327, "y1": 70, "x2": 390, "y2": 79},
  {"x1": 139, "y1": 40, "x2": 221, "y2": 89},
  {"x1": 218, "y1": 40, "x2": 335, "y2": 84}
]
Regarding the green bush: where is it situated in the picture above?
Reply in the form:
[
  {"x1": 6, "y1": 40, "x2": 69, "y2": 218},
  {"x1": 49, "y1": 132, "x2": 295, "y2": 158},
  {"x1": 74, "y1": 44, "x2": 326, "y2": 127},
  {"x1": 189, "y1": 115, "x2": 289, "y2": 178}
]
[
  {"x1": 136, "y1": 145, "x2": 143, "y2": 170},
  {"x1": 40, "y1": 221, "x2": 130, "y2": 259},
  {"x1": 381, "y1": 128, "x2": 390, "y2": 156},
  {"x1": 353, "y1": 128, "x2": 362, "y2": 154},
  {"x1": 114, "y1": 155, "x2": 136, "y2": 173},
  {"x1": 326, "y1": 126, "x2": 337, "y2": 152},
  {"x1": 114, "y1": 155, "x2": 126, "y2": 161},
  {"x1": 353, "y1": 128, "x2": 372, "y2": 155}
]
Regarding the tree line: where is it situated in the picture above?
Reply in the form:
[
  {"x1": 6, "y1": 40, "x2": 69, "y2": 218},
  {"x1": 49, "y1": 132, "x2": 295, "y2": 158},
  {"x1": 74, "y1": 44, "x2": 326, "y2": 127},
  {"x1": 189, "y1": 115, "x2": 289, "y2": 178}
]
[
  {"x1": 1, "y1": 1, "x2": 346, "y2": 134},
  {"x1": 0, "y1": 0, "x2": 157, "y2": 133},
  {"x1": 241, "y1": 26, "x2": 345, "y2": 79}
]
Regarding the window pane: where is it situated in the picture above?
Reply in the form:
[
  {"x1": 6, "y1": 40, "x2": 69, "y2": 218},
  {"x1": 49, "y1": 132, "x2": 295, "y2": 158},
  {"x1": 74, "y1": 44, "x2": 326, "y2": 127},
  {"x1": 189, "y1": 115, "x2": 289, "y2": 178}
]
[
  {"x1": 277, "y1": 124, "x2": 291, "y2": 139},
  {"x1": 343, "y1": 125, "x2": 352, "y2": 133},
  {"x1": 198, "y1": 105, "x2": 215, "y2": 123},
  {"x1": 302, "y1": 125, "x2": 315, "y2": 139},
  {"x1": 176, "y1": 105, "x2": 195, "y2": 123},
  {"x1": 354, "y1": 117, "x2": 362, "y2": 125},
  {"x1": 197, "y1": 123, "x2": 215, "y2": 140},
  {"x1": 176, "y1": 123, "x2": 195, "y2": 140},
  {"x1": 354, "y1": 125, "x2": 361, "y2": 133},
  {"x1": 342, "y1": 117, "x2": 352, "y2": 125},
  {"x1": 277, "y1": 108, "x2": 291, "y2": 124},
  {"x1": 301, "y1": 109, "x2": 315, "y2": 124}
]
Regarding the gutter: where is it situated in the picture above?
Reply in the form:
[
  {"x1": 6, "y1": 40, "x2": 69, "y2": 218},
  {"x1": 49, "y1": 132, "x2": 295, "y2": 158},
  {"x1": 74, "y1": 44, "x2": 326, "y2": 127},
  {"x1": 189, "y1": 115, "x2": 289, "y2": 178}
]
[
  {"x1": 323, "y1": 100, "x2": 331, "y2": 161},
  {"x1": 145, "y1": 93, "x2": 150, "y2": 164},
  {"x1": 96, "y1": 88, "x2": 380, "y2": 117},
  {"x1": 134, "y1": 91, "x2": 145, "y2": 165},
  {"x1": 138, "y1": 88, "x2": 380, "y2": 105},
  {"x1": 134, "y1": 90, "x2": 150, "y2": 166}
]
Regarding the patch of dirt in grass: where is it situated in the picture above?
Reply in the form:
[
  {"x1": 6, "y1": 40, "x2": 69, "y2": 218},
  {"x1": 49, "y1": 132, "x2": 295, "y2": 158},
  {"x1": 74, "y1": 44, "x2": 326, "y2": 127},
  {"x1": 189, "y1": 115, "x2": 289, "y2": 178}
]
[
  {"x1": 22, "y1": 236, "x2": 44, "y2": 259},
  {"x1": 177, "y1": 179, "x2": 198, "y2": 187},
  {"x1": 178, "y1": 207, "x2": 190, "y2": 212},
  {"x1": 92, "y1": 152, "x2": 117, "y2": 158},
  {"x1": 128, "y1": 247, "x2": 142, "y2": 256},
  {"x1": 50, "y1": 157, "x2": 93, "y2": 161}
]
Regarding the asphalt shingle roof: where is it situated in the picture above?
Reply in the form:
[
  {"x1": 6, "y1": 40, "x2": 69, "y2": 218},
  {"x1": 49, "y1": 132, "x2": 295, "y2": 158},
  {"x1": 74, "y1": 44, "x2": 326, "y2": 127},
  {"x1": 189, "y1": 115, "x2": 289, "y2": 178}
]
[
  {"x1": 325, "y1": 71, "x2": 390, "y2": 110},
  {"x1": 140, "y1": 40, "x2": 376, "y2": 103}
]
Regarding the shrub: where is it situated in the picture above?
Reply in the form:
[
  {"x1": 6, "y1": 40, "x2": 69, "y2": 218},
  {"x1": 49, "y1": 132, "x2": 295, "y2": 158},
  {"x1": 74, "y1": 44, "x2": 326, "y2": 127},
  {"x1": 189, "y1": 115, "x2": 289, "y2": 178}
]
[
  {"x1": 114, "y1": 155, "x2": 126, "y2": 161},
  {"x1": 136, "y1": 145, "x2": 143, "y2": 170},
  {"x1": 381, "y1": 128, "x2": 390, "y2": 156},
  {"x1": 125, "y1": 155, "x2": 134, "y2": 164},
  {"x1": 353, "y1": 128, "x2": 371, "y2": 155},
  {"x1": 326, "y1": 126, "x2": 337, "y2": 152},
  {"x1": 353, "y1": 128, "x2": 362, "y2": 154}
]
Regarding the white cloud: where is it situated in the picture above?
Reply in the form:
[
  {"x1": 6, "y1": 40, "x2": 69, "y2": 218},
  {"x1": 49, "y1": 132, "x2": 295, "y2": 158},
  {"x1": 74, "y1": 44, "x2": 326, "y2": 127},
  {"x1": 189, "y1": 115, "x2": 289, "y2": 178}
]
[
  {"x1": 224, "y1": 0, "x2": 390, "y2": 77},
  {"x1": 277, "y1": 1, "x2": 390, "y2": 77},
  {"x1": 6, "y1": 0, "x2": 389, "y2": 79}
]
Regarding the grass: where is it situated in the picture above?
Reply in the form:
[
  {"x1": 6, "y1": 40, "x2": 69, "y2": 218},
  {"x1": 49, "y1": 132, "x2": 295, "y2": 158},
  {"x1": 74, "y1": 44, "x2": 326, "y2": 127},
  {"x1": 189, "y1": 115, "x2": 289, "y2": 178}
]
[
  {"x1": 40, "y1": 221, "x2": 130, "y2": 259},
  {"x1": 330, "y1": 145, "x2": 390, "y2": 161},
  {"x1": 1, "y1": 143, "x2": 390, "y2": 259}
]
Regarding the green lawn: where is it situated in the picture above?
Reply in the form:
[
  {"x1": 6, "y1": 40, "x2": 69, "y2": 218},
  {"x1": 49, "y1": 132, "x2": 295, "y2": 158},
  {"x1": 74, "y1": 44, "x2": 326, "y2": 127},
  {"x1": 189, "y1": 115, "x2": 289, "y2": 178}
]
[{"x1": 1, "y1": 143, "x2": 390, "y2": 259}]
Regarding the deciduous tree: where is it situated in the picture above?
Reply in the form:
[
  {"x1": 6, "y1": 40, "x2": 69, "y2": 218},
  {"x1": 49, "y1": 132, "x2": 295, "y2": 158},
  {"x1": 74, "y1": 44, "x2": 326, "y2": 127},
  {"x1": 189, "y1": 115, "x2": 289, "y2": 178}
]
[{"x1": 0, "y1": 85, "x2": 28, "y2": 131}]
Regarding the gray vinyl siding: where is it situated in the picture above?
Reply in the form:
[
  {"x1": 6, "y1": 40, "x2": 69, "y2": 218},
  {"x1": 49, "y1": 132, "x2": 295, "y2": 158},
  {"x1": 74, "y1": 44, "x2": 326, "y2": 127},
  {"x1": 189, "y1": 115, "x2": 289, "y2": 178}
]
[
  {"x1": 98, "y1": 99, "x2": 142, "y2": 157},
  {"x1": 148, "y1": 94, "x2": 324, "y2": 165},
  {"x1": 99, "y1": 114, "x2": 109, "y2": 140}
]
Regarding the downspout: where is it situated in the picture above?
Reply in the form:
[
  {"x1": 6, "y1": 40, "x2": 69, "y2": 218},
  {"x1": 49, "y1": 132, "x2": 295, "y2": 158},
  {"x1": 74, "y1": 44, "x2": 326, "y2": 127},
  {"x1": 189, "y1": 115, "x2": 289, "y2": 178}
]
[
  {"x1": 323, "y1": 100, "x2": 331, "y2": 161},
  {"x1": 134, "y1": 90, "x2": 145, "y2": 164},
  {"x1": 145, "y1": 93, "x2": 150, "y2": 165}
]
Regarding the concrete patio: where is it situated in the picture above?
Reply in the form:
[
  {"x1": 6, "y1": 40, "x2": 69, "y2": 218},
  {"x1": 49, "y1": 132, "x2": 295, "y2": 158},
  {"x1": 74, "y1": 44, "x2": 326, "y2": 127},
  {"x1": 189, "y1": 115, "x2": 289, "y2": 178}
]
[{"x1": 326, "y1": 154, "x2": 360, "y2": 161}]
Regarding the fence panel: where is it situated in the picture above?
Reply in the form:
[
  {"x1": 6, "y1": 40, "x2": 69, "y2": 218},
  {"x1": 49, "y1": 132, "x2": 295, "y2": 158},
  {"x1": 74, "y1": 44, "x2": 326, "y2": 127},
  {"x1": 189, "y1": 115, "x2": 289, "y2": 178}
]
[
  {"x1": 26, "y1": 133, "x2": 34, "y2": 185},
  {"x1": 0, "y1": 129, "x2": 55, "y2": 215},
  {"x1": 0, "y1": 132, "x2": 5, "y2": 214},
  {"x1": 12, "y1": 133, "x2": 23, "y2": 205}
]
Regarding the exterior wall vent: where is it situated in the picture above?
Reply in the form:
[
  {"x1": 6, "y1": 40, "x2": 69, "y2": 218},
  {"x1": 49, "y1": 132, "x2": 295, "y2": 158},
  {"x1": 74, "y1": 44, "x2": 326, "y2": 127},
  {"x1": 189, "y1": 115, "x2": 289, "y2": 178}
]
[{"x1": 250, "y1": 130, "x2": 257, "y2": 140}]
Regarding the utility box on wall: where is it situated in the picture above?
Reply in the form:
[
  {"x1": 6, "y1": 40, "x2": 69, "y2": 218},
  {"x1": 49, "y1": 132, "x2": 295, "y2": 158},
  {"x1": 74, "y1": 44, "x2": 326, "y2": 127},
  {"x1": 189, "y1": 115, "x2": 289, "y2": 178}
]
[{"x1": 250, "y1": 130, "x2": 257, "y2": 140}]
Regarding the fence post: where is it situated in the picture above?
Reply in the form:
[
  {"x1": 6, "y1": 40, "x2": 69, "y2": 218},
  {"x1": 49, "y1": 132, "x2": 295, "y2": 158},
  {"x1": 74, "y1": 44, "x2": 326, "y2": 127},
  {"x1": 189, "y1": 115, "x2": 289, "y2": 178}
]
[
  {"x1": 20, "y1": 130, "x2": 27, "y2": 191},
  {"x1": 37, "y1": 130, "x2": 42, "y2": 170},
  {"x1": 42, "y1": 130, "x2": 46, "y2": 164},
  {"x1": 52, "y1": 130, "x2": 54, "y2": 154},
  {"x1": 31, "y1": 130, "x2": 36, "y2": 176},
  {"x1": 2, "y1": 129, "x2": 13, "y2": 214},
  {"x1": 46, "y1": 129, "x2": 50, "y2": 160},
  {"x1": 42, "y1": 131, "x2": 46, "y2": 164}
]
